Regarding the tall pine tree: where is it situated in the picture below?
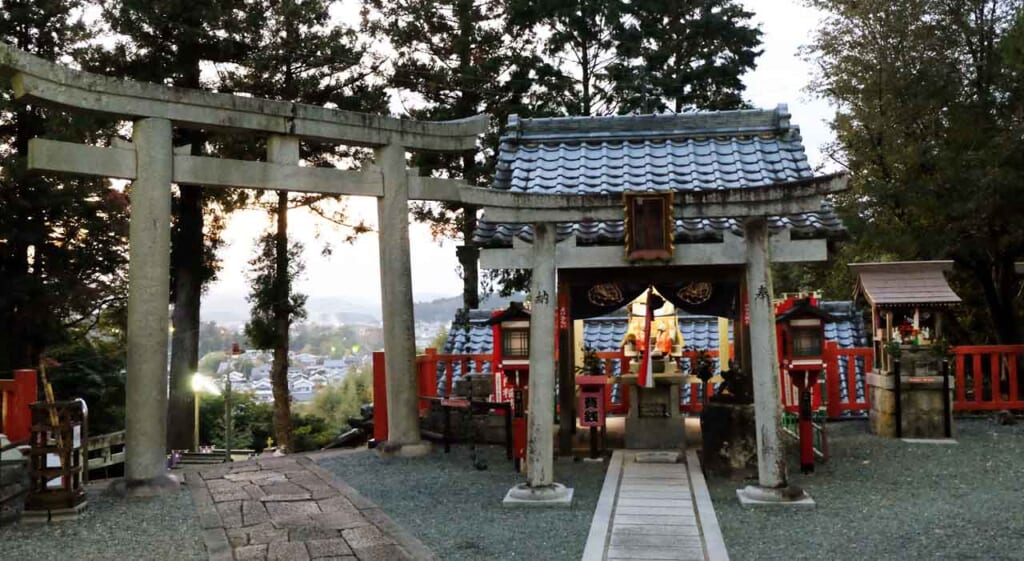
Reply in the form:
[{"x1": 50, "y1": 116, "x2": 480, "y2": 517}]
[
  {"x1": 510, "y1": 0, "x2": 627, "y2": 115},
  {"x1": 807, "y1": 0, "x2": 1024, "y2": 343},
  {"x1": 90, "y1": 0, "x2": 253, "y2": 451},
  {"x1": 0, "y1": 1, "x2": 129, "y2": 373},
  {"x1": 367, "y1": 0, "x2": 557, "y2": 305},
  {"x1": 225, "y1": 0, "x2": 387, "y2": 451},
  {"x1": 609, "y1": 0, "x2": 761, "y2": 114}
]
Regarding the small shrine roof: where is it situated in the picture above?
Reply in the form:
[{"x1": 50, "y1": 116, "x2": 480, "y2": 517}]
[
  {"x1": 850, "y1": 261, "x2": 962, "y2": 307},
  {"x1": 475, "y1": 105, "x2": 844, "y2": 247}
]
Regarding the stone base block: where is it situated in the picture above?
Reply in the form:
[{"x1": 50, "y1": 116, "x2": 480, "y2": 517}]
[
  {"x1": 22, "y1": 501, "x2": 88, "y2": 523},
  {"x1": 624, "y1": 416, "x2": 686, "y2": 450},
  {"x1": 634, "y1": 450, "x2": 683, "y2": 464},
  {"x1": 868, "y1": 372, "x2": 955, "y2": 439},
  {"x1": 375, "y1": 440, "x2": 432, "y2": 459},
  {"x1": 502, "y1": 483, "x2": 574, "y2": 508},
  {"x1": 901, "y1": 438, "x2": 958, "y2": 445},
  {"x1": 107, "y1": 472, "x2": 181, "y2": 498},
  {"x1": 736, "y1": 485, "x2": 815, "y2": 508}
]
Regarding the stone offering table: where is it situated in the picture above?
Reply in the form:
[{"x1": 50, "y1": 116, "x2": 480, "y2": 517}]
[
  {"x1": 619, "y1": 373, "x2": 687, "y2": 449},
  {"x1": 868, "y1": 346, "x2": 954, "y2": 439}
]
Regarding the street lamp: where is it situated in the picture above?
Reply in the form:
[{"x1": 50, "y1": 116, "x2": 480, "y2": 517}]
[{"x1": 191, "y1": 373, "x2": 221, "y2": 452}]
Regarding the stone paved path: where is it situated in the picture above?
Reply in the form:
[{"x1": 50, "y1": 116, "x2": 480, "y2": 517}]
[
  {"x1": 582, "y1": 450, "x2": 728, "y2": 561},
  {"x1": 186, "y1": 454, "x2": 433, "y2": 561}
]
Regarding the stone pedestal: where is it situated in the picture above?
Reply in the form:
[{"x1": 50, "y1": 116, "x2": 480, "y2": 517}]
[
  {"x1": 868, "y1": 347, "x2": 954, "y2": 439},
  {"x1": 621, "y1": 374, "x2": 686, "y2": 449},
  {"x1": 700, "y1": 402, "x2": 757, "y2": 477},
  {"x1": 0, "y1": 459, "x2": 29, "y2": 525}
]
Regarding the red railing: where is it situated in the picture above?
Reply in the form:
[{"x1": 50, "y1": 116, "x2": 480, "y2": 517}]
[
  {"x1": 952, "y1": 345, "x2": 1024, "y2": 411},
  {"x1": 0, "y1": 369, "x2": 38, "y2": 442},
  {"x1": 822, "y1": 343, "x2": 874, "y2": 418},
  {"x1": 372, "y1": 343, "x2": 1024, "y2": 442},
  {"x1": 816, "y1": 343, "x2": 1024, "y2": 419},
  {"x1": 373, "y1": 349, "x2": 493, "y2": 442}
]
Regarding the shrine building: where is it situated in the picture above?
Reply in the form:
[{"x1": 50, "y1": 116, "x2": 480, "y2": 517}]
[{"x1": 471, "y1": 106, "x2": 849, "y2": 505}]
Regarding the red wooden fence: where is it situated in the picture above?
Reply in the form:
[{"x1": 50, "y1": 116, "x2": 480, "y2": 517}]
[
  {"x1": 373, "y1": 349, "x2": 492, "y2": 442},
  {"x1": 952, "y1": 345, "x2": 1024, "y2": 411},
  {"x1": 822, "y1": 343, "x2": 874, "y2": 418},
  {"x1": 373, "y1": 343, "x2": 1024, "y2": 441}
]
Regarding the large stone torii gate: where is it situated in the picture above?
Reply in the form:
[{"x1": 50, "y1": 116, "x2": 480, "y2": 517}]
[
  {"x1": 0, "y1": 43, "x2": 496, "y2": 493},
  {"x1": 0, "y1": 44, "x2": 847, "y2": 504}
]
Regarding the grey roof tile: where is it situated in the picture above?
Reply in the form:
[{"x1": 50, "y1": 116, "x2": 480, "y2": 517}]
[
  {"x1": 474, "y1": 206, "x2": 845, "y2": 247},
  {"x1": 480, "y1": 106, "x2": 844, "y2": 247}
]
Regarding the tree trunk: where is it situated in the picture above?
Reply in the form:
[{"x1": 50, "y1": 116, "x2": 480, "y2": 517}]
[
  {"x1": 453, "y1": 4, "x2": 479, "y2": 311},
  {"x1": 459, "y1": 152, "x2": 480, "y2": 310},
  {"x1": 167, "y1": 57, "x2": 206, "y2": 451},
  {"x1": 972, "y1": 258, "x2": 1021, "y2": 344},
  {"x1": 167, "y1": 183, "x2": 204, "y2": 451},
  {"x1": 270, "y1": 190, "x2": 293, "y2": 451}
]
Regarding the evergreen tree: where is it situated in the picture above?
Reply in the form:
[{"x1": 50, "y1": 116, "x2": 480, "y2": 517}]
[
  {"x1": 0, "y1": 1, "x2": 129, "y2": 373},
  {"x1": 225, "y1": 0, "x2": 387, "y2": 450},
  {"x1": 244, "y1": 231, "x2": 307, "y2": 451},
  {"x1": 89, "y1": 0, "x2": 253, "y2": 451},
  {"x1": 609, "y1": 0, "x2": 762, "y2": 114},
  {"x1": 510, "y1": 0, "x2": 627, "y2": 115},
  {"x1": 367, "y1": 0, "x2": 558, "y2": 305},
  {"x1": 806, "y1": 0, "x2": 1024, "y2": 343}
]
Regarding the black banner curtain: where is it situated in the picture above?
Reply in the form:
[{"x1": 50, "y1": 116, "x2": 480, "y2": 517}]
[
  {"x1": 569, "y1": 280, "x2": 738, "y2": 320},
  {"x1": 569, "y1": 281, "x2": 648, "y2": 319},
  {"x1": 654, "y1": 281, "x2": 739, "y2": 319}
]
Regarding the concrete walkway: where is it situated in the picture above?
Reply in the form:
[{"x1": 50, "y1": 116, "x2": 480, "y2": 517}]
[
  {"x1": 582, "y1": 450, "x2": 728, "y2": 561},
  {"x1": 186, "y1": 454, "x2": 433, "y2": 561}
]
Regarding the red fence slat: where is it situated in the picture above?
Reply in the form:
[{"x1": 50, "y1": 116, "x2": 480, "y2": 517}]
[{"x1": 973, "y1": 354, "x2": 983, "y2": 405}]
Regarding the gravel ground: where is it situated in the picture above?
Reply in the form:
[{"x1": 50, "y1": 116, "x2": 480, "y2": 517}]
[
  {"x1": 319, "y1": 445, "x2": 607, "y2": 561},
  {"x1": 709, "y1": 418, "x2": 1024, "y2": 561},
  {"x1": 0, "y1": 481, "x2": 205, "y2": 561}
]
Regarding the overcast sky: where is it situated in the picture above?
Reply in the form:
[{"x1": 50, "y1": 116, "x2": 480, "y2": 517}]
[{"x1": 202, "y1": 0, "x2": 835, "y2": 314}]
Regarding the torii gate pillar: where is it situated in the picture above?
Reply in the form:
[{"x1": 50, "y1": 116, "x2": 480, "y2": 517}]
[
  {"x1": 120, "y1": 118, "x2": 179, "y2": 493},
  {"x1": 375, "y1": 143, "x2": 430, "y2": 456},
  {"x1": 737, "y1": 217, "x2": 813, "y2": 506},
  {"x1": 503, "y1": 222, "x2": 573, "y2": 507}
]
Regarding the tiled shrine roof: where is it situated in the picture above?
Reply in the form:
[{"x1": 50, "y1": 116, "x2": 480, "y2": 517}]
[{"x1": 474, "y1": 105, "x2": 845, "y2": 247}]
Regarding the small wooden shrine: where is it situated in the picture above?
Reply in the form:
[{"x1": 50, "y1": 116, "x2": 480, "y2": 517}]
[{"x1": 852, "y1": 261, "x2": 961, "y2": 438}]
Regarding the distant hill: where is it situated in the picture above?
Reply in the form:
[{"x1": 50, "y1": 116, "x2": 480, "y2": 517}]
[
  {"x1": 203, "y1": 289, "x2": 524, "y2": 327},
  {"x1": 413, "y1": 293, "x2": 526, "y2": 323},
  {"x1": 203, "y1": 292, "x2": 383, "y2": 327}
]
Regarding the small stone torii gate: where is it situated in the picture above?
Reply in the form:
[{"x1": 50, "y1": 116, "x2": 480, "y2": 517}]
[
  {"x1": 477, "y1": 170, "x2": 848, "y2": 505},
  {"x1": 0, "y1": 44, "x2": 848, "y2": 505}
]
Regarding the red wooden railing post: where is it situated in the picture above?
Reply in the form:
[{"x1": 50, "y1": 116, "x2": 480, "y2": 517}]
[
  {"x1": 1, "y1": 369, "x2": 38, "y2": 442},
  {"x1": 372, "y1": 351, "x2": 388, "y2": 443},
  {"x1": 973, "y1": 353, "x2": 983, "y2": 406},
  {"x1": 417, "y1": 348, "x2": 438, "y2": 413},
  {"x1": 955, "y1": 350, "x2": 967, "y2": 405},
  {"x1": 825, "y1": 342, "x2": 841, "y2": 419},
  {"x1": 991, "y1": 353, "x2": 1002, "y2": 404},
  {"x1": 1010, "y1": 352, "x2": 1020, "y2": 405}
]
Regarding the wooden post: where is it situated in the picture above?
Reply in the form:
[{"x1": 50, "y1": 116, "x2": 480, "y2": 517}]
[{"x1": 558, "y1": 277, "x2": 574, "y2": 456}]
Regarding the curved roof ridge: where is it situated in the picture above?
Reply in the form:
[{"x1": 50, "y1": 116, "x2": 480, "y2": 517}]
[{"x1": 505, "y1": 104, "x2": 792, "y2": 144}]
